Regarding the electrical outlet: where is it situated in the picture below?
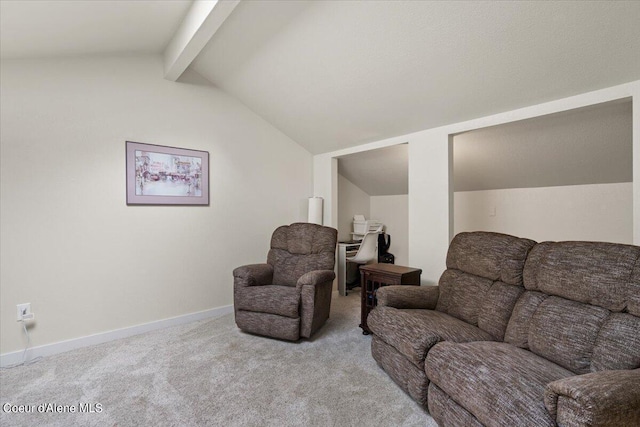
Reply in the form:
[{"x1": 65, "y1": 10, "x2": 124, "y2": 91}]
[{"x1": 16, "y1": 303, "x2": 31, "y2": 321}]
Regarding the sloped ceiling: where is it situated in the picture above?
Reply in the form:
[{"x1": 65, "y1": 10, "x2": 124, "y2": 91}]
[
  {"x1": 191, "y1": 0, "x2": 640, "y2": 154},
  {"x1": 2, "y1": 1, "x2": 640, "y2": 157},
  {"x1": 453, "y1": 99, "x2": 633, "y2": 192},
  {"x1": 338, "y1": 144, "x2": 408, "y2": 196},
  {"x1": 0, "y1": 0, "x2": 192, "y2": 59},
  {"x1": 337, "y1": 100, "x2": 631, "y2": 196}
]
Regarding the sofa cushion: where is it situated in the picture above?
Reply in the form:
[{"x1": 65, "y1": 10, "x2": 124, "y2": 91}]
[
  {"x1": 428, "y1": 383, "x2": 484, "y2": 427},
  {"x1": 504, "y1": 290, "x2": 548, "y2": 348},
  {"x1": 436, "y1": 274, "x2": 525, "y2": 341},
  {"x1": 235, "y1": 285, "x2": 300, "y2": 318},
  {"x1": 591, "y1": 312, "x2": 640, "y2": 372},
  {"x1": 528, "y1": 296, "x2": 610, "y2": 374},
  {"x1": 235, "y1": 310, "x2": 299, "y2": 341},
  {"x1": 523, "y1": 241, "x2": 640, "y2": 314},
  {"x1": 478, "y1": 281, "x2": 524, "y2": 341},
  {"x1": 367, "y1": 307, "x2": 494, "y2": 369},
  {"x1": 446, "y1": 231, "x2": 536, "y2": 286},
  {"x1": 268, "y1": 249, "x2": 334, "y2": 287},
  {"x1": 426, "y1": 341, "x2": 574, "y2": 427},
  {"x1": 371, "y1": 336, "x2": 430, "y2": 406},
  {"x1": 630, "y1": 263, "x2": 640, "y2": 316},
  {"x1": 436, "y1": 232, "x2": 536, "y2": 340},
  {"x1": 436, "y1": 269, "x2": 493, "y2": 326}
]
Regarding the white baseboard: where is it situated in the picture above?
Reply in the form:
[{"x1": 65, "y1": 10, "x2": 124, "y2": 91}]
[{"x1": 0, "y1": 305, "x2": 234, "y2": 368}]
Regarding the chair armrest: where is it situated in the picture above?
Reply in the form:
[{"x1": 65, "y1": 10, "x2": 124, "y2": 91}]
[
  {"x1": 298, "y1": 270, "x2": 335, "y2": 338},
  {"x1": 376, "y1": 285, "x2": 439, "y2": 309},
  {"x1": 297, "y1": 270, "x2": 336, "y2": 289},
  {"x1": 233, "y1": 264, "x2": 273, "y2": 288},
  {"x1": 544, "y1": 369, "x2": 640, "y2": 427}
]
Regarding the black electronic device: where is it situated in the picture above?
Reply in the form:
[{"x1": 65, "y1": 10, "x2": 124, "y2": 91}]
[{"x1": 378, "y1": 233, "x2": 395, "y2": 264}]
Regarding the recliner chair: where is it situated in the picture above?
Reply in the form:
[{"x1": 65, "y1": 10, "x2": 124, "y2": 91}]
[{"x1": 233, "y1": 222, "x2": 338, "y2": 341}]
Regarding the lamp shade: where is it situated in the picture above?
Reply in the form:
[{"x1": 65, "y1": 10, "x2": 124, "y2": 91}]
[{"x1": 308, "y1": 197, "x2": 323, "y2": 225}]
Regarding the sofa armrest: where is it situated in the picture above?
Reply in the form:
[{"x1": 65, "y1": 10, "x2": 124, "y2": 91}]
[
  {"x1": 233, "y1": 264, "x2": 273, "y2": 288},
  {"x1": 298, "y1": 270, "x2": 335, "y2": 338},
  {"x1": 544, "y1": 369, "x2": 640, "y2": 427},
  {"x1": 297, "y1": 270, "x2": 336, "y2": 289},
  {"x1": 376, "y1": 285, "x2": 439, "y2": 309}
]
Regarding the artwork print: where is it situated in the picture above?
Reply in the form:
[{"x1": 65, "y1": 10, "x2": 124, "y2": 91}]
[{"x1": 126, "y1": 141, "x2": 209, "y2": 205}]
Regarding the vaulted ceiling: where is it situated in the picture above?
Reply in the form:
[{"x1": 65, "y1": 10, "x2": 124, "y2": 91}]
[
  {"x1": 190, "y1": 0, "x2": 640, "y2": 154},
  {"x1": 2, "y1": 0, "x2": 640, "y2": 156},
  {"x1": 0, "y1": 0, "x2": 192, "y2": 59},
  {"x1": 338, "y1": 144, "x2": 408, "y2": 196}
]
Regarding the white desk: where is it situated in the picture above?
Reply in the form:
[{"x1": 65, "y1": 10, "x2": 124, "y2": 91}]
[{"x1": 337, "y1": 241, "x2": 360, "y2": 296}]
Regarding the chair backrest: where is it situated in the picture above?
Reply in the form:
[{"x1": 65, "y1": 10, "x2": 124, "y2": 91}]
[
  {"x1": 267, "y1": 223, "x2": 337, "y2": 287},
  {"x1": 349, "y1": 229, "x2": 380, "y2": 263}
]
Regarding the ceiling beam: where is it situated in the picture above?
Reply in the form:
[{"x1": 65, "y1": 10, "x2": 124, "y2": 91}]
[{"x1": 163, "y1": 0, "x2": 240, "y2": 82}]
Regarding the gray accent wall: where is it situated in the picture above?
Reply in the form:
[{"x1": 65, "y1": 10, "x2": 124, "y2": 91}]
[{"x1": 453, "y1": 100, "x2": 632, "y2": 192}]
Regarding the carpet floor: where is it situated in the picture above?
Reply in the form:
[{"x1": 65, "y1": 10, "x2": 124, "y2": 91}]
[{"x1": 1, "y1": 291, "x2": 436, "y2": 427}]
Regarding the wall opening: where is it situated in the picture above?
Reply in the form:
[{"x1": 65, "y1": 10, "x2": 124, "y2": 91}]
[
  {"x1": 451, "y1": 98, "x2": 633, "y2": 243},
  {"x1": 335, "y1": 143, "x2": 409, "y2": 265}
]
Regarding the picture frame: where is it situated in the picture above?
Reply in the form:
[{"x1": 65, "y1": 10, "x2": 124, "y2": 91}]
[{"x1": 126, "y1": 141, "x2": 209, "y2": 205}]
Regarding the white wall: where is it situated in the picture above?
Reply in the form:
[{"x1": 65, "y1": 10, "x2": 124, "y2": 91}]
[
  {"x1": 454, "y1": 183, "x2": 633, "y2": 244},
  {"x1": 370, "y1": 195, "x2": 409, "y2": 265},
  {"x1": 0, "y1": 55, "x2": 313, "y2": 355},
  {"x1": 337, "y1": 174, "x2": 371, "y2": 241},
  {"x1": 337, "y1": 174, "x2": 409, "y2": 265}
]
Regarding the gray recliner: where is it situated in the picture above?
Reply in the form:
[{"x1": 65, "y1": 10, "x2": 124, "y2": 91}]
[{"x1": 233, "y1": 222, "x2": 338, "y2": 341}]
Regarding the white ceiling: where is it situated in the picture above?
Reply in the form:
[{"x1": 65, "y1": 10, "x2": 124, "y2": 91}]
[
  {"x1": 0, "y1": 0, "x2": 192, "y2": 59},
  {"x1": 192, "y1": 0, "x2": 640, "y2": 154},
  {"x1": 1, "y1": 0, "x2": 640, "y2": 157},
  {"x1": 338, "y1": 144, "x2": 408, "y2": 196}
]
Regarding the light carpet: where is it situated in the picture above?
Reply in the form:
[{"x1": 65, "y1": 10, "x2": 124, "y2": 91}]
[{"x1": 1, "y1": 291, "x2": 436, "y2": 427}]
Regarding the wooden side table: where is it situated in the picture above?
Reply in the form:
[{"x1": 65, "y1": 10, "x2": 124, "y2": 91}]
[{"x1": 359, "y1": 263, "x2": 422, "y2": 334}]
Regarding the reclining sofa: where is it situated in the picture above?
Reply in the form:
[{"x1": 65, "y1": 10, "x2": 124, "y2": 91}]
[{"x1": 368, "y1": 231, "x2": 640, "y2": 427}]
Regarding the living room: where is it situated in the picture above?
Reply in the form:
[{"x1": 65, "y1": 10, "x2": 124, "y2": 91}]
[{"x1": 1, "y1": 1, "x2": 639, "y2": 426}]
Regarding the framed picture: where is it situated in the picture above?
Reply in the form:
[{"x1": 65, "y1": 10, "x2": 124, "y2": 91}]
[{"x1": 126, "y1": 141, "x2": 209, "y2": 205}]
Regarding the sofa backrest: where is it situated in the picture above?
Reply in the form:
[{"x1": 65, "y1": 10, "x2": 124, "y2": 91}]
[
  {"x1": 504, "y1": 241, "x2": 640, "y2": 374},
  {"x1": 267, "y1": 223, "x2": 337, "y2": 287},
  {"x1": 436, "y1": 232, "x2": 536, "y2": 340}
]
